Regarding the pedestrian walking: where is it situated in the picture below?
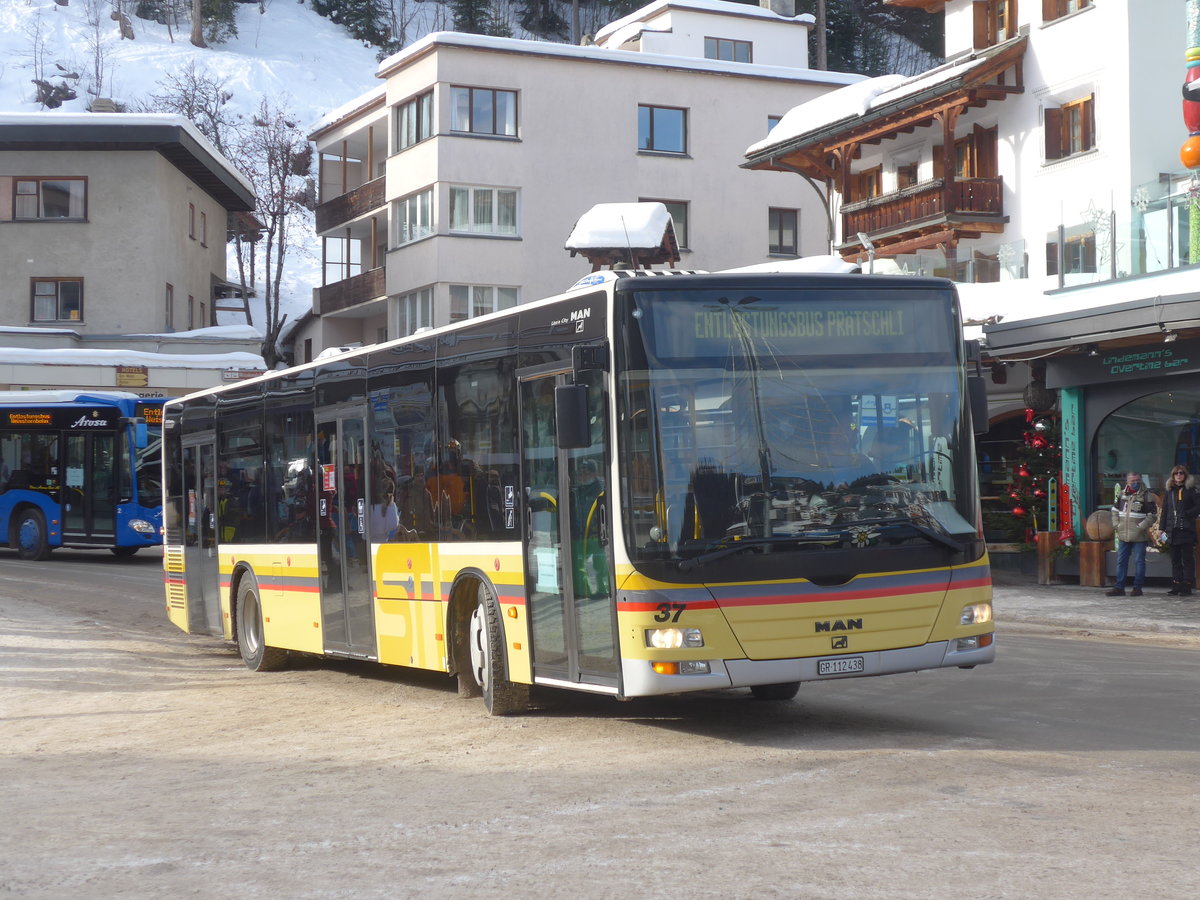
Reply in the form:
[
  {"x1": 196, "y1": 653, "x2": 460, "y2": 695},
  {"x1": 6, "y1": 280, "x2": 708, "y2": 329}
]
[
  {"x1": 1157, "y1": 464, "x2": 1198, "y2": 595},
  {"x1": 1107, "y1": 471, "x2": 1157, "y2": 597}
]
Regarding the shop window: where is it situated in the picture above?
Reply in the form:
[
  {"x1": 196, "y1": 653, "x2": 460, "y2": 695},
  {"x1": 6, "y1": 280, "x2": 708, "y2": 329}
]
[{"x1": 1093, "y1": 386, "x2": 1200, "y2": 513}]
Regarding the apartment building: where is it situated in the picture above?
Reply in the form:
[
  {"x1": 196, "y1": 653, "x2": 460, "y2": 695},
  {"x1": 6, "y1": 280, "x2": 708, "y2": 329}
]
[
  {"x1": 303, "y1": 0, "x2": 862, "y2": 357},
  {"x1": 0, "y1": 113, "x2": 264, "y2": 394}
]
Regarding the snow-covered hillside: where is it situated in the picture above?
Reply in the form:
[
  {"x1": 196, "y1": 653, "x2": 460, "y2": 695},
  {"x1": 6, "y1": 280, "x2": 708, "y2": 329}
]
[{"x1": 0, "y1": 0, "x2": 386, "y2": 334}]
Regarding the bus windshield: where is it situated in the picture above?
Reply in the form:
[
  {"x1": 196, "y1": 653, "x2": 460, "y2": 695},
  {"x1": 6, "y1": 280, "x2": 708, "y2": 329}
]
[{"x1": 616, "y1": 283, "x2": 978, "y2": 571}]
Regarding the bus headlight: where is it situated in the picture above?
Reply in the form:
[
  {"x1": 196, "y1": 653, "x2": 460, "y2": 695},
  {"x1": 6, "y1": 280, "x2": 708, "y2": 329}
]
[
  {"x1": 129, "y1": 519, "x2": 156, "y2": 534},
  {"x1": 645, "y1": 627, "x2": 704, "y2": 649},
  {"x1": 960, "y1": 602, "x2": 992, "y2": 625}
]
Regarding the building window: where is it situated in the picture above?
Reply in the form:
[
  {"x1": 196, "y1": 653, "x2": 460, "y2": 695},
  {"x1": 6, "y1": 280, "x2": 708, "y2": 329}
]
[
  {"x1": 638, "y1": 105, "x2": 687, "y2": 154},
  {"x1": 13, "y1": 177, "x2": 86, "y2": 220},
  {"x1": 768, "y1": 208, "x2": 798, "y2": 255},
  {"x1": 1045, "y1": 94, "x2": 1095, "y2": 160},
  {"x1": 396, "y1": 90, "x2": 434, "y2": 150},
  {"x1": 31, "y1": 277, "x2": 83, "y2": 322},
  {"x1": 188, "y1": 295, "x2": 195, "y2": 330},
  {"x1": 165, "y1": 283, "x2": 174, "y2": 331},
  {"x1": 395, "y1": 188, "x2": 434, "y2": 245},
  {"x1": 1045, "y1": 229, "x2": 1097, "y2": 276},
  {"x1": 324, "y1": 236, "x2": 363, "y2": 282},
  {"x1": 974, "y1": 0, "x2": 1017, "y2": 49},
  {"x1": 852, "y1": 166, "x2": 882, "y2": 202},
  {"x1": 200, "y1": 211, "x2": 207, "y2": 247},
  {"x1": 449, "y1": 186, "x2": 518, "y2": 236},
  {"x1": 704, "y1": 37, "x2": 752, "y2": 62},
  {"x1": 640, "y1": 197, "x2": 689, "y2": 249},
  {"x1": 767, "y1": 115, "x2": 782, "y2": 133},
  {"x1": 189, "y1": 203, "x2": 196, "y2": 239},
  {"x1": 1043, "y1": 0, "x2": 1090, "y2": 22},
  {"x1": 398, "y1": 287, "x2": 433, "y2": 335},
  {"x1": 896, "y1": 162, "x2": 919, "y2": 188},
  {"x1": 449, "y1": 285, "x2": 518, "y2": 322},
  {"x1": 450, "y1": 87, "x2": 517, "y2": 137}
]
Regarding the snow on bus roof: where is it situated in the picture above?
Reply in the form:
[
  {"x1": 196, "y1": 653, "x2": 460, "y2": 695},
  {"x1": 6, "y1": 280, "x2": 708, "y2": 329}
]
[{"x1": 565, "y1": 202, "x2": 673, "y2": 250}]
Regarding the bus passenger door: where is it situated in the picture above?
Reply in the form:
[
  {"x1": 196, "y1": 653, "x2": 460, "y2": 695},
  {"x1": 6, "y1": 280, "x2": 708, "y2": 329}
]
[
  {"x1": 519, "y1": 371, "x2": 618, "y2": 690},
  {"x1": 182, "y1": 437, "x2": 221, "y2": 635},
  {"x1": 317, "y1": 414, "x2": 376, "y2": 659},
  {"x1": 62, "y1": 431, "x2": 116, "y2": 541}
]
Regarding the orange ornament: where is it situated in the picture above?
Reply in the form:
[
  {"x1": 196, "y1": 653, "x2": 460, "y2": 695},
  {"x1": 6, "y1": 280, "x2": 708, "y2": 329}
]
[{"x1": 1181, "y1": 133, "x2": 1200, "y2": 169}]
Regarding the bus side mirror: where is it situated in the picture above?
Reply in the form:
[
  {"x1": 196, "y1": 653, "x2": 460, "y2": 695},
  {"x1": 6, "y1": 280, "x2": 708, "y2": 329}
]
[
  {"x1": 555, "y1": 384, "x2": 591, "y2": 449},
  {"x1": 134, "y1": 421, "x2": 148, "y2": 449},
  {"x1": 967, "y1": 376, "x2": 989, "y2": 436}
]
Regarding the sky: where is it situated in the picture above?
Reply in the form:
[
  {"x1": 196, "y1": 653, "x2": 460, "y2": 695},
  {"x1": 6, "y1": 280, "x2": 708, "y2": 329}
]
[{"x1": 0, "y1": 0, "x2": 385, "y2": 346}]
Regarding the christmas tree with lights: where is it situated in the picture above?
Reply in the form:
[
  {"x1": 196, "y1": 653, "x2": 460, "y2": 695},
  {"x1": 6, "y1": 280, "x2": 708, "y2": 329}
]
[{"x1": 1005, "y1": 408, "x2": 1062, "y2": 543}]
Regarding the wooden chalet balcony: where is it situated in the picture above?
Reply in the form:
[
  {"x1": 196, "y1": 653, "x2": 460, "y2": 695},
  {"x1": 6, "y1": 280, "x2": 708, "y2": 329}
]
[
  {"x1": 315, "y1": 175, "x2": 386, "y2": 233},
  {"x1": 316, "y1": 267, "x2": 385, "y2": 315},
  {"x1": 842, "y1": 177, "x2": 1004, "y2": 238}
]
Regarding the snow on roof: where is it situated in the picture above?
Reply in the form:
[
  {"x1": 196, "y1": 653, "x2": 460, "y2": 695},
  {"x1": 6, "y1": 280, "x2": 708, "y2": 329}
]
[
  {"x1": 0, "y1": 111, "x2": 254, "y2": 198},
  {"x1": 747, "y1": 49, "x2": 1002, "y2": 158},
  {"x1": 595, "y1": 0, "x2": 813, "y2": 44},
  {"x1": 746, "y1": 74, "x2": 906, "y2": 157},
  {"x1": 598, "y1": 20, "x2": 672, "y2": 49},
  {"x1": 565, "y1": 202, "x2": 673, "y2": 250},
  {"x1": 0, "y1": 347, "x2": 265, "y2": 369},
  {"x1": 377, "y1": 30, "x2": 858, "y2": 88},
  {"x1": 309, "y1": 84, "x2": 387, "y2": 136},
  {"x1": 720, "y1": 255, "x2": 861, "y2": 274}
]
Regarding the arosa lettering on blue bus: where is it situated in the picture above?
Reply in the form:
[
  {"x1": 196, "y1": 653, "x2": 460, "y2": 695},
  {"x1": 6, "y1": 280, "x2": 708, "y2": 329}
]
[{"x1": 0, "y1": 391, "x2": 165, "y2": 560}]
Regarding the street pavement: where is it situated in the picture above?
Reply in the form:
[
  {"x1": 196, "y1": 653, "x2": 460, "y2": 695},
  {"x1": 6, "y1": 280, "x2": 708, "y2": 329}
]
[{"x1": 994, "y1": 567, "x2": 1200, "y2": 640}]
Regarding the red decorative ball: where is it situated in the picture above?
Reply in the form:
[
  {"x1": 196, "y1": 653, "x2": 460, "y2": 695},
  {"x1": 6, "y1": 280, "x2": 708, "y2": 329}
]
[
  {"x1": 1035, "y1": 489, "x2": 1047, "y2": 498},
  {"x1": 1032, "y1": 435, "x2": 1049, "y2": 450},
  {"x1": 1012, "y1": 506, "x2": 1027, "y2": 517},
  {"x1": 1018, "y1": 466, "x2": 1031, "y2": 478}
]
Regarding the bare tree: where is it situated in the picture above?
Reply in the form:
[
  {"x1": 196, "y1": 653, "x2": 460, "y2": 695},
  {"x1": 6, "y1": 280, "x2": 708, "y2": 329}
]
[
  {"x1": 139, "y1": 60, "x2": 236, "y2": 152},
  {"x1": 234, "y1": 100, "x2": 309, "y2": 368}
]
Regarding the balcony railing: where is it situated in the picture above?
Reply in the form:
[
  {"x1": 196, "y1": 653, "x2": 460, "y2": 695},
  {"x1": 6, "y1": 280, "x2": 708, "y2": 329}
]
[
  {"x1": 842, "y1": 177, "x2": 1004, "y2": 237},
  {"x1": 316, "y1": 267, "x2": 385, "y2": 315},
  {"x1": 315, "y1": 175, "x2": 386, "y2": 233}
]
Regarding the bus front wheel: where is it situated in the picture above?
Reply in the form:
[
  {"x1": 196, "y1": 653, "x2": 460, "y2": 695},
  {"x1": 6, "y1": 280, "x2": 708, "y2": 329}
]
[
  {"x1": 110, "y1": 547, "x2": 139, "y2": 559},
  {"x1": 14, "y1": 509, "x2": 50, "y2": 561},
  {"x1": 468, "y1": 584, "x2": 528, "y2": 716},
  {"x1": 750, "y1": 682, "x2": 800, "y2": 701},
  {"x1": 235, "y1": 577, "x2": 288, "y2": 672}
]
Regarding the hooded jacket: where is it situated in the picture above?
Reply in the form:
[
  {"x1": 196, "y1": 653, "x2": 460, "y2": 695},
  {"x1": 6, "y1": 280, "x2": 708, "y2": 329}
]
[{"x1": 1159, "y1": 475, "x2": 1199, "y2": 545}]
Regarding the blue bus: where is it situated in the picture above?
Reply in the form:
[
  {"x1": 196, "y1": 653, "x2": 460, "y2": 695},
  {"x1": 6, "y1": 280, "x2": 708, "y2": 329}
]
[{"x1": 0, "y1": 391, "x2": 164, "y2": 559}]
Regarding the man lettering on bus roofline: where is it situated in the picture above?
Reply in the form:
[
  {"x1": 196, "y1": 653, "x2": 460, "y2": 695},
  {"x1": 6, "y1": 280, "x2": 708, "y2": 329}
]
[{"x1": 1107, "y1": 470, "x2": 1157, "y2": 597}]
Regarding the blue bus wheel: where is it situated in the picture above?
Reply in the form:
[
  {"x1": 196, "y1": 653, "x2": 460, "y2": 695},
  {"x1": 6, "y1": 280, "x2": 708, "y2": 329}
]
[{"x1": 15, "y1": 509, "x2": 50, "y2": 561}]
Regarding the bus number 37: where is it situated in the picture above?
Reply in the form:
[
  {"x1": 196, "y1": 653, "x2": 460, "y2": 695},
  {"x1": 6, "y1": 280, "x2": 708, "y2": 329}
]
[{"x1": 654, "y1": 603, "x2": 686, "y2": 623}]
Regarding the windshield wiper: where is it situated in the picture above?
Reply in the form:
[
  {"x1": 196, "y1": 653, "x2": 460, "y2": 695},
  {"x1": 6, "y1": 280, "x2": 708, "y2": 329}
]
[
  {"x1": 844, "y1": 517, "x2": 963, "y2": 553},
  {"x1": 678, "y1": 535, "x2": 838, "y2": 571}
]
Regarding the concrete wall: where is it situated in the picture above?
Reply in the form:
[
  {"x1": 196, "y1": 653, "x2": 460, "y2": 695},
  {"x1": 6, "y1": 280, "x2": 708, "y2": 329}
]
[{"x1": 1, "y1": 149, "x2": 229, "y2": 334}]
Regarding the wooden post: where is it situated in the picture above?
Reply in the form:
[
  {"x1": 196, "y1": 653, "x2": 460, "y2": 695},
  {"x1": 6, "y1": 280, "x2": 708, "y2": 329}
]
[
  {"x1": 1036, "y1": 531, "x2": 1060, "y2": 585},
  {"x1": 1079, "y1": 541, "x2": 1107, "y2": 586}
]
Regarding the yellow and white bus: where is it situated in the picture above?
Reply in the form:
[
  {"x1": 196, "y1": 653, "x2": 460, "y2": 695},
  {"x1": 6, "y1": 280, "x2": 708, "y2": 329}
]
[{"x1": 163, "y1": 270, "x2": 994, "y2": 714}]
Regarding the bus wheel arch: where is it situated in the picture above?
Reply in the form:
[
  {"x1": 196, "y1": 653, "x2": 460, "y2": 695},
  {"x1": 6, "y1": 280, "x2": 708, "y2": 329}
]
[
  {"x1": 11, "y1": 505, "x2": 51, "y2": 561},
  {"x1": 233, "y1": 567, "x2": 287, "y2": 672},
  {"x1": 453, "y1": 573, "x2": 528, "y2": 716}
]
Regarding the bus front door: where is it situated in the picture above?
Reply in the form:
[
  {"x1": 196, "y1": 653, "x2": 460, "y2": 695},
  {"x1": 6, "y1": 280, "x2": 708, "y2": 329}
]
[
  {"x1": 62, "y1": 431, "x2": 116, "y2": 541},
  {"x1": 316, "y1": 414, "x2": 376, "y2": 659},
  {"x1": 520, "y1": 371, "x2": 618, "y2": 691},
  {"x1": 182, "y1": 438, "x2": 221, "y2": 635}
]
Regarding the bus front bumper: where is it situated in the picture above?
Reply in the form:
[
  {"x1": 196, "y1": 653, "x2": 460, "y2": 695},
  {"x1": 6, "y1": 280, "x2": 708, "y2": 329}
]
[{"x1": 620, "y1": 636, "x2": 996, "y2": 698}]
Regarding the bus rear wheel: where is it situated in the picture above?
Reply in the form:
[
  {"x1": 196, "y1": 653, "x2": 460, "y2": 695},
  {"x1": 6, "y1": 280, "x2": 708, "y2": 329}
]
[
  {"x1": 110, "y1": 547, "x2": 139, "y2": 558},
  {"x1": 236, "y1": 577, "x2": 288, "y2": 672},
  {"x1": 750, "y1": 682, "x2": 800, "y2": 701},
  {"x1": 14, "y1": 509, "x2": 50, "y2": 561},
  {"x1": 468, "y1": 584, "x2": 528, "y2": 716}
]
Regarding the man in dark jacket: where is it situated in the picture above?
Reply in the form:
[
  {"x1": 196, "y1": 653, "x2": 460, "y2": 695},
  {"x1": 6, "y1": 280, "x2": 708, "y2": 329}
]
[
  {"x1": 1158, "y1": 465, "x2": 1198, "y2": 595},
  {"x1": 1107, "y1": 471, "x2": 1157, "y2": 597}
]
